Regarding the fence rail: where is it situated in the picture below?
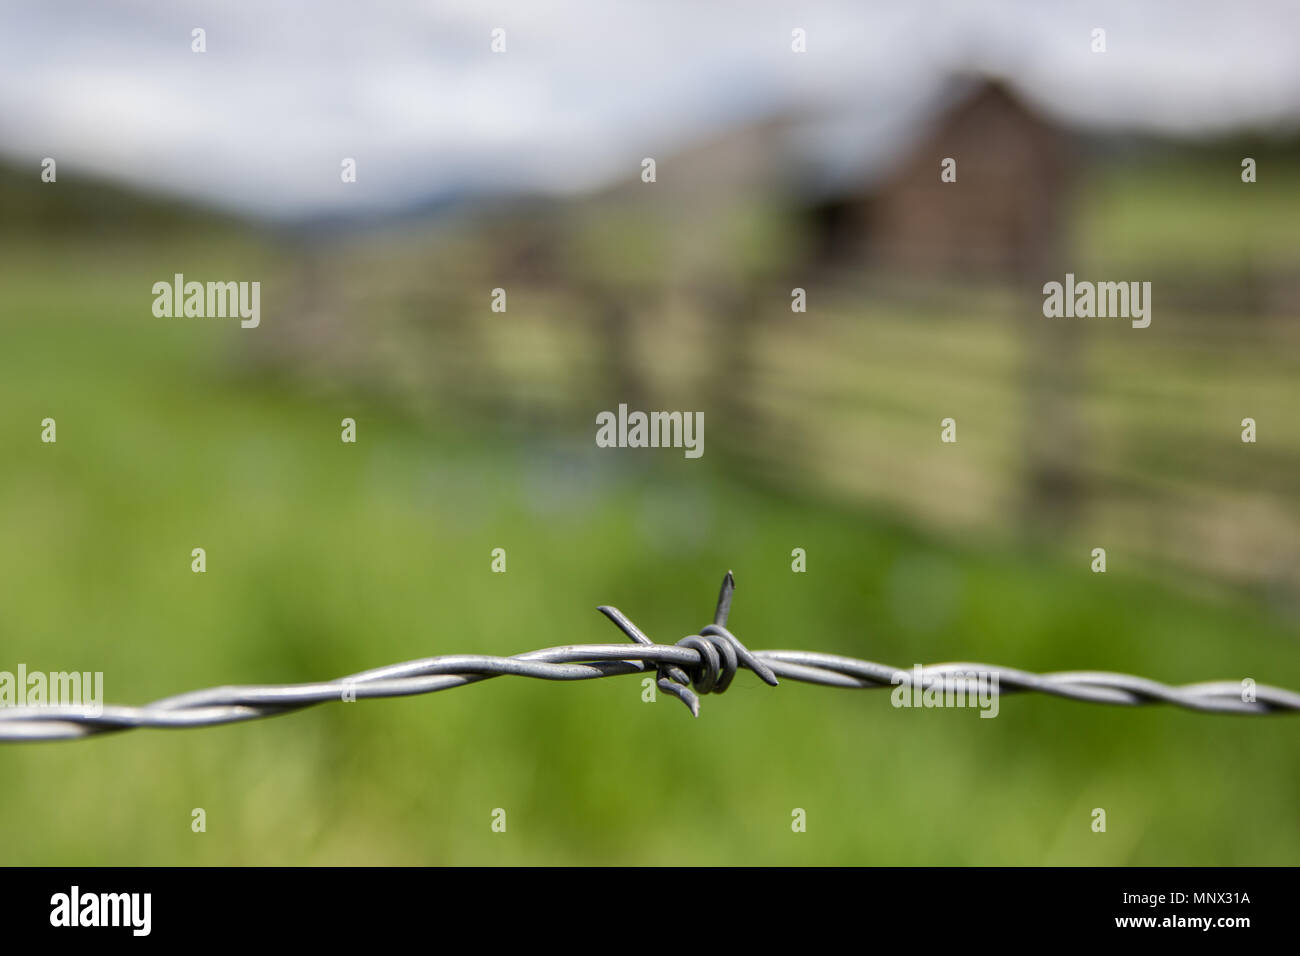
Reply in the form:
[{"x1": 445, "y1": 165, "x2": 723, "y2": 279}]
[{"x1": 4, "y1": 573, "x2": 1298, "y2": 742}]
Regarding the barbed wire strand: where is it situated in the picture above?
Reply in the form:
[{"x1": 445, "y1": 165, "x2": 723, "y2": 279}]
[{"x1": 3, "y1": 572, "x2": 1298, "y2": 742}]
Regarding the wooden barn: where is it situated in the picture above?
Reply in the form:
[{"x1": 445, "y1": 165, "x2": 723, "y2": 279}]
[{"x1": 807, "y1": 77, "x2": 1075, "y2": 281}]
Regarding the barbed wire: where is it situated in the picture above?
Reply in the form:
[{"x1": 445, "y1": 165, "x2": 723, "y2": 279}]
[{"x1": 4, "y1": 572, "x2": 1299, "y2": 742}]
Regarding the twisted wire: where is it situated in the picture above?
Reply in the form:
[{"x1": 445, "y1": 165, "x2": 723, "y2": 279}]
[{"x1": 3, "y1": 572, "x2": 1298, "y2": 742}]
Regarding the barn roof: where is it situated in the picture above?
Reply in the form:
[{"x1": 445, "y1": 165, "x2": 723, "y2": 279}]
[{"x1": 786, "y1": 73, "x2": 1067, "y2": 202}]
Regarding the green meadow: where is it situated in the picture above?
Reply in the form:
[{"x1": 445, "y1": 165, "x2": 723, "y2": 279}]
[
  {"x1": 2, "y1": 148, "x2": 1299, "y2": 864},
  {"x1": 0, "y1": 226, "x2": 1294, "y2": 868}
]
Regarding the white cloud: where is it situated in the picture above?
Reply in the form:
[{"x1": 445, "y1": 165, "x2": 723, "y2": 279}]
[{"x1": 1, "y1": 0, "x2": 1297, "y2": 219}]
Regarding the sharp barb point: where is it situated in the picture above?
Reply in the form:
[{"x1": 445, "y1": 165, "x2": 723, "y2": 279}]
[{"x1": 713, "y1": 570, "x2": 736, "y2": 627}]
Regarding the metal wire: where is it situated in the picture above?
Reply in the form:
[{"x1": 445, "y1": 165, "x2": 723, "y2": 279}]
[{"x1": 3, "y1": 572, "x2": 1298, "y2": 742}]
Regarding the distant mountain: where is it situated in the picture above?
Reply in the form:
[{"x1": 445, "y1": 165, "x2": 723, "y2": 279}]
[{"x1": 0, "y1": 159, "x2": 246, "y2": 237}]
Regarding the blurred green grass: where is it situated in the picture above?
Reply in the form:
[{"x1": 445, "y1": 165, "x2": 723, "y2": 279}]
[
  {"x1": 1073, "y1": 149, "x2": 1300, "y2": 272},
  {"x1": 2, "y1": 234, "x2": 1299, "y2": 865}
]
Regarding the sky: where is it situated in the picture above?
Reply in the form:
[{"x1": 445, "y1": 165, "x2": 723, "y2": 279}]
[{"x1": 2, "y1": 0, "x2": 1299, "y2": 220}]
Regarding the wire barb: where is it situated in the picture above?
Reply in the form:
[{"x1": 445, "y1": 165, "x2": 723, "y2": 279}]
[
  {"x1": 604, "y1": 572, "x2": 778, "y2": 717},
  {"x1": 2, "y1": 573, "x2": 1298, "y2": 742}
]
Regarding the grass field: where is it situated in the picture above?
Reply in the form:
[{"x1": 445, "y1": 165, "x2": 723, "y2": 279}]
[{"x1": 3, "y1": 230, "x2": 1300, "y2": 865}]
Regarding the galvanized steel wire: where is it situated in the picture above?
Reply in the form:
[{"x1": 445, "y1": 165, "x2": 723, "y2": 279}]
[{"x1": 3, "y1": 573, "x2": 1298, "y2": 742}]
